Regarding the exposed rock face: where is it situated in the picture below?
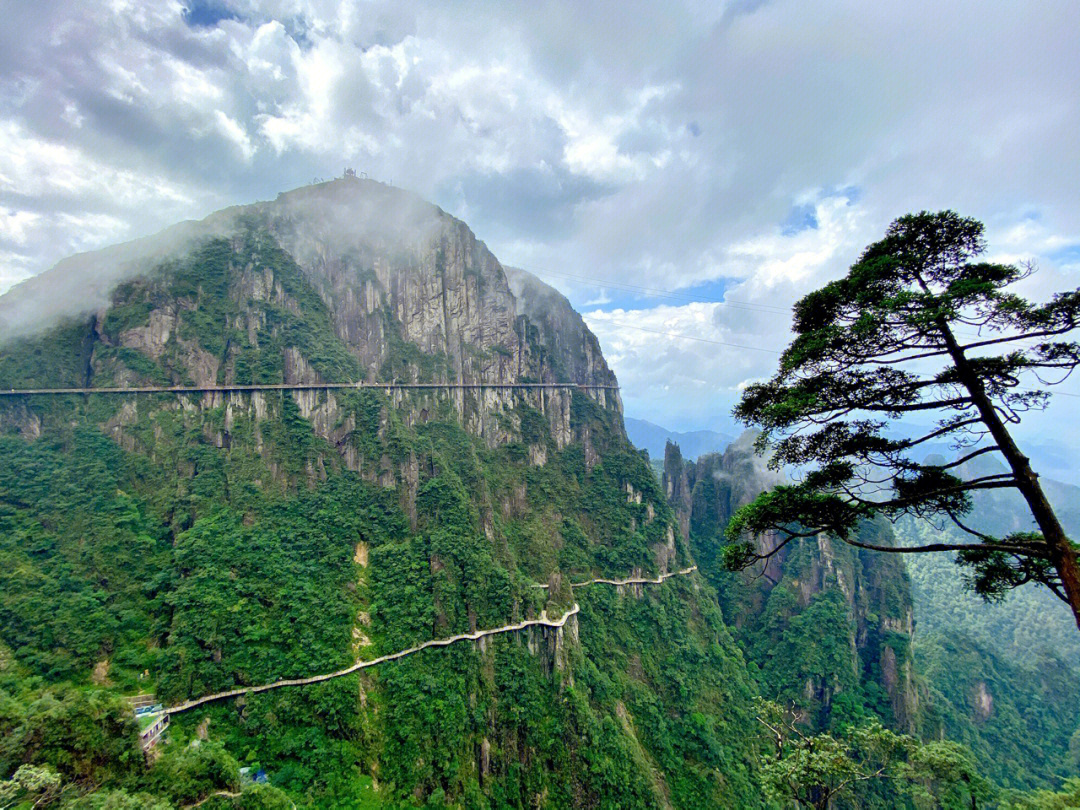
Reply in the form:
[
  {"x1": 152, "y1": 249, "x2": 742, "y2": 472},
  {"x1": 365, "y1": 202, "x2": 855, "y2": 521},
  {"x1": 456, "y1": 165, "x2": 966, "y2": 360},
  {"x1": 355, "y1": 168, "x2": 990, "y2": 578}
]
[
  {"x1": 255, "y1": 182, "x2": 618, "y2": 447},
  {"x1": 972, "y1": 680, "x2": 994, "y2": 722},
  {"x1": 502, "y1": 266, "x2": 620, "y2": 413},
  {"x1": 0, "y1": 402, "x2": 40, "y2": 439},
  {"x1": 663, "y1": 431, "x2": 787, "y2": 585},
  {"x1": 664, "y1": 429, "x2": 920, "y2": 731},
  {"x1": 1, "y1": 178, "x2": 620, "y2": 455},
  {"x1": 118, "y1": 307, "x2": 175, "y2": 359},
  {"x1": 0, "y1": 179, "x2": 762, "y2": 809}
]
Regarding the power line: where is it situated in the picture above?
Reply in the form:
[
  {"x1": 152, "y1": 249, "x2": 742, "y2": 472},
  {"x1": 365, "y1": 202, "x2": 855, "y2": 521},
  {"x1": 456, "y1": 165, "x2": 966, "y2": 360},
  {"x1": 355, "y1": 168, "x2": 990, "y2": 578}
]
[{"x1": 0, "y1": 382, "x2": 619, "y2": 398}]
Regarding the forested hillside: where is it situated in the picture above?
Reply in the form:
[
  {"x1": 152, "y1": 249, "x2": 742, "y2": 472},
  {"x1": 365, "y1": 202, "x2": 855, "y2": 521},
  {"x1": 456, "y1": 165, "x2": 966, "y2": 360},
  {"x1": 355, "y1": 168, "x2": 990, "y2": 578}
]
[
  {"x1": 663, "y1": 436, "x2": 919, "y2": 735},
  {"x1": 0, "y1": 179, "x2": 768, "y2": 809},
  {"x1": 901, "y1": 470, "x2": 1080, "y2": 792},
  {"x1": 917, "y1": 632, "x2": 1080, "y2": 790},
  {"x1": 900, "y1": 471, "x2": 1080, "y2": 671},
  {"x1": 1, "y1": 178, "x2": 1076, "y2": 809},
  {"x1": 662, "y1": 434, "x2": 1080, "y2": 801}
]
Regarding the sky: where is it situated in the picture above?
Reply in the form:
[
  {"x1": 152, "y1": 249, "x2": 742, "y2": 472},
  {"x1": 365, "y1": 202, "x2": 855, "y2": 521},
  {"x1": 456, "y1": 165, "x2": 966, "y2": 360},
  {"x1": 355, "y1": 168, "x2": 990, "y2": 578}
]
[{"x1": 1, "y1": 0, "x2": 1079, "y2": 473}]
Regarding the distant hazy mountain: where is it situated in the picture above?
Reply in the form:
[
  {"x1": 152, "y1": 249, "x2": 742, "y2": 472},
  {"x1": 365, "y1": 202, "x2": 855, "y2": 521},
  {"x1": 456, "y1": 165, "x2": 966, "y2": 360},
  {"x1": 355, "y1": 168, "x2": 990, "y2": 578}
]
[{"x1": 624, "y1": 417, "x2": 733, "y2": 460}]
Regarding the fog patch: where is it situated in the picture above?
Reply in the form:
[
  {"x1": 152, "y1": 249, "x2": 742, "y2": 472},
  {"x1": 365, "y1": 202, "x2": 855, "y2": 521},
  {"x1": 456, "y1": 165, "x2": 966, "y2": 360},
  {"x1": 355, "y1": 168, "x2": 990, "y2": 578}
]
[
  {"x1": 0, "y1": 217, "x2": 230, "y2": 343},
  {"x1": 0, "y1": 177, "x2": 446, "y2": 345}
]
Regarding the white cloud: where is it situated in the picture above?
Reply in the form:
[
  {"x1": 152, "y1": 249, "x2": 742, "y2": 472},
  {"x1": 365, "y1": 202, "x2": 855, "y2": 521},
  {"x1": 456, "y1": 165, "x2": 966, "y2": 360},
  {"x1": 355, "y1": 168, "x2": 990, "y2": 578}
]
[
  {"x1": 213, "y1": 110, "x2": 257, "y2": 161},
  {"x1": 0, "y1": 209, "x2": 41, "y2": 246},
  {"x1": 584, "y1": 300, "x2": 788, "y2": 430},
  {"x1": 0, "y1": 121, "x2": 192, "y2": 204},
  {"x1": 722, "y1": 194, "x2": 867, "y2": 288}
]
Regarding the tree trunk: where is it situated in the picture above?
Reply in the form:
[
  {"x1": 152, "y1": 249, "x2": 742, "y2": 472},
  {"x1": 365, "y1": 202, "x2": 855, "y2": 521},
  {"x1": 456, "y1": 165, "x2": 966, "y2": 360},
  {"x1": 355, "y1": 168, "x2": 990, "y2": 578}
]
[{"x1": 939, "y1": 324, "x2": 1080, "y2": 628}]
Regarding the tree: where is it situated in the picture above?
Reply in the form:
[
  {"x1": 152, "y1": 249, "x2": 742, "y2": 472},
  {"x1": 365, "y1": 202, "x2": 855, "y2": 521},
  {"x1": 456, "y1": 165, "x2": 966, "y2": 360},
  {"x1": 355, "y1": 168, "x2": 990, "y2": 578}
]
[
  {"x1": 726, "y1": 211, "x2": 1080, "y2": 627},
  {"x1": 1000, "y1": 778, "x2": 1080, "y2": 809},
  {"x1": 0, "y1": 764, "x2": 64, "y2": 809},
  {"x1": 0, "y1": 688, "x2": 141, "y2": 787},
  {"x1": 754, "y1": 699, "x2": 990, "y2": 809}
]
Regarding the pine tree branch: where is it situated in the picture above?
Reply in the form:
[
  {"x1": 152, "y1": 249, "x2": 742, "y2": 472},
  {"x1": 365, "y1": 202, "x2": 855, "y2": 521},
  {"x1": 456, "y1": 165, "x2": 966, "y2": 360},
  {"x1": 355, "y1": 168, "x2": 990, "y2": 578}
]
[
  {"x1": 844, "y1": 538, "x2": 1049, "y2": 558},
  {"x1": 957, "y1": 325, "x2": 1079, "y2": 353}
]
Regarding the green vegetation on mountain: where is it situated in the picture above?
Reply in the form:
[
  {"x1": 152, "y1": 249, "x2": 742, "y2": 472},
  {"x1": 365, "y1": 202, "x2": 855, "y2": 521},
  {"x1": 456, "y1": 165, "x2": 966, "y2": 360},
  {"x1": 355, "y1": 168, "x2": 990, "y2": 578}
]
[
  {"x1": 754, "y1": 698, "x2": 992, "y2": 810},
  {"x1": 916, "y1": 631, "x2": 1080, "y2": 791},
  {"x1": 664, "y1": 434, "x2": 1080, "y2": 805},
  {"x1": 2, "y1": 186, "x2": 1077, "y2": 809},
  {"x1": 904, "y1": 524, "x2": 1080, "y2": 672},
  {"x1": 664, "y1": 439, "x2": 918, "y2": 737},
  {"x1": 0, "y1": 183, "x2": 769, "y2": 808},
  {"x1": 900, "y1": 472, "x2": 1080, "y2": 672}
]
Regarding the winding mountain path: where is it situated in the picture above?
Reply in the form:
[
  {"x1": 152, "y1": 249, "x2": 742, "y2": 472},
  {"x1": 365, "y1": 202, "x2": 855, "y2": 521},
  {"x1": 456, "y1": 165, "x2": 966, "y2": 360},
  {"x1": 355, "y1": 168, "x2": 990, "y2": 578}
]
[
  {"x1": 532, "y1": 565, "x2": 698, "y2": 590},
  {"x1": 153, "y1": 566, "x2": 696, "y2": 717}
]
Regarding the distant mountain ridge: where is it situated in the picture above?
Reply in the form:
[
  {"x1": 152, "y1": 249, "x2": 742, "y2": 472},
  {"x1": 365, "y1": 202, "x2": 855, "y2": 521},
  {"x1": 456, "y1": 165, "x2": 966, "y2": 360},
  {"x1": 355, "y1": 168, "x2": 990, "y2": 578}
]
[
  {"x1": 624, "y1": 416, "x2": 733, "y2": 460},
  {"x1": 901, "y1": 456, "x2": 1080, "y2": 672}
]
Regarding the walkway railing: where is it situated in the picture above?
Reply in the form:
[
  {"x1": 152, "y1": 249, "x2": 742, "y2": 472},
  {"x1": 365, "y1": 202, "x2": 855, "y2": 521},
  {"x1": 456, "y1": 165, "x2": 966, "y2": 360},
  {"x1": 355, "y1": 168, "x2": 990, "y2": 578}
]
[{"x1": 0, "y1": 382, "x2": 619, "y2": 397}]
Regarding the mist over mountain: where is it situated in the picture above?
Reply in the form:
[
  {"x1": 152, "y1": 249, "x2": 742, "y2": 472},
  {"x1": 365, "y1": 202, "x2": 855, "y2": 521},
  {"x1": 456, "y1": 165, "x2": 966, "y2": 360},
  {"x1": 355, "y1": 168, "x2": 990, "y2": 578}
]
[
  {"x1": 2, "y1": 2, "x2": 1078, "y2": 806},
  {"x1": 0, "y1": 178, "x2": 1076, "y2": 807}
]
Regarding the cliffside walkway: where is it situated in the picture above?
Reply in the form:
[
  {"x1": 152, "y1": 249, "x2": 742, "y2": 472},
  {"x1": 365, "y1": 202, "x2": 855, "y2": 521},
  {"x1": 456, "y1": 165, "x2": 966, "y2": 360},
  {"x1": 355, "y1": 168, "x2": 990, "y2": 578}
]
[
  {"x1": 150, "y1": 566, "x2": 696, "y2": 718},
  {"x1": 531, "y1": 566, "x2": 698, "y2": 589},
  {"x1": 0, "y1": 382, "x2": 619, "y2": 397}
]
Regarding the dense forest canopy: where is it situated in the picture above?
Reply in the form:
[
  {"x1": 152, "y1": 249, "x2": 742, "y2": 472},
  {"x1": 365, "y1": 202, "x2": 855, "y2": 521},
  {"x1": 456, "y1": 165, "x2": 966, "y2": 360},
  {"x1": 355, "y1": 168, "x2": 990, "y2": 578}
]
[{"x1": 0, "y1": 190, "x2": 766, "y2": 808}]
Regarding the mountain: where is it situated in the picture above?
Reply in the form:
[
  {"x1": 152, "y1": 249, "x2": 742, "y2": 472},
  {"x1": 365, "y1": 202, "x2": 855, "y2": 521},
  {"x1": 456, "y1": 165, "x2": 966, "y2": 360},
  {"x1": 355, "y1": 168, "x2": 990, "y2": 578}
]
[
  {"x1": 624, "y1": 417, "x2": 733, "y2": 462},
  {"x1": 916, "y1": 632, "x2": 1080, "y2": 790},
  {"x1": 900, "y1": 454, "x2": 1080, "y2": 671},
  {"x1": 1, "y1": 178, "x2": 1073, "y2": 808},
  {"x1": 885, "y1": 420, "x2": 1079, "y2": 485},
  {"x1": 663, "y1": 433, "x2": 920, "y2": 733},
  {"x1": 0, "y1": 178, "x2": 768, "y2": 808},
  {"x1": 664, "y1": 434, "x2": 1080, "y2": 793}
]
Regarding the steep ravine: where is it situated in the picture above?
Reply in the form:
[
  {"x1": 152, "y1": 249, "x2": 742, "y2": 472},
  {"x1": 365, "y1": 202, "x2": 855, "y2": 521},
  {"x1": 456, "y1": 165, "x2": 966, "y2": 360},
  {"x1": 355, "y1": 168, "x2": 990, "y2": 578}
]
[
  {"x1": 663, "y1": 434, "x2": 919, "y2": 731},
  {"x1": 661, "y1": 433, "x2": 1080, "y2": 792}
]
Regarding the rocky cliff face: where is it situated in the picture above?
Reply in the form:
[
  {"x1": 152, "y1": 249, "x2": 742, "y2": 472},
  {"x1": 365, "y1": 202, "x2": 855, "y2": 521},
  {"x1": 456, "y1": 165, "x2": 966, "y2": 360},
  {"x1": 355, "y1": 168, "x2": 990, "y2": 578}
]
[
  {"x1": 1, "y1": 177, "x2": 619, "y2": 463},
  {"x1": 664, "y1": 433, "x2": 919, "y2": 731}
]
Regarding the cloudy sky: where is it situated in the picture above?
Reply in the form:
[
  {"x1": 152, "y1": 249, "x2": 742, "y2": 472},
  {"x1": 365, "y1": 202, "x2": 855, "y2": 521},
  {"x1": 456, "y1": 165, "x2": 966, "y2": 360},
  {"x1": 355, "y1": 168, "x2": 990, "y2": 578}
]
[{"x1": 2, "y1": 0, "x2": 1079, "y2": 469}]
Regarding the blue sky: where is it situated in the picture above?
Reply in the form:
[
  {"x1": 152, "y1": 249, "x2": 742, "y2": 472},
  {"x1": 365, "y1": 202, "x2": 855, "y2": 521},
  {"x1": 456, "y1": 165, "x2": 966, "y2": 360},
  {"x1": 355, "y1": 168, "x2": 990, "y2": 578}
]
[{"x1": 1, "y1": 0, "x2": 1079, "y2": 473}]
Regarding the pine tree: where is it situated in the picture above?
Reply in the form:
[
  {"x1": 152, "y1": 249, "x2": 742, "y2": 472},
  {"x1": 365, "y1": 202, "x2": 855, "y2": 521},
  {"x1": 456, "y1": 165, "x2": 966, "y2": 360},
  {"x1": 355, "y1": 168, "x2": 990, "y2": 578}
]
[{"x1": 728, "y1": 211, "x2": 1080, "y2": 627}]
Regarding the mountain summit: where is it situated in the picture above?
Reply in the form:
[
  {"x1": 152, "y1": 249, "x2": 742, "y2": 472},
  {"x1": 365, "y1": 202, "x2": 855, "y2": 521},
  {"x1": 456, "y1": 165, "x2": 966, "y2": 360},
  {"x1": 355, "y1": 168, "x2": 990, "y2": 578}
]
[{"x1": 1, "y1": 178, "x2": 622, "y2": 451}]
